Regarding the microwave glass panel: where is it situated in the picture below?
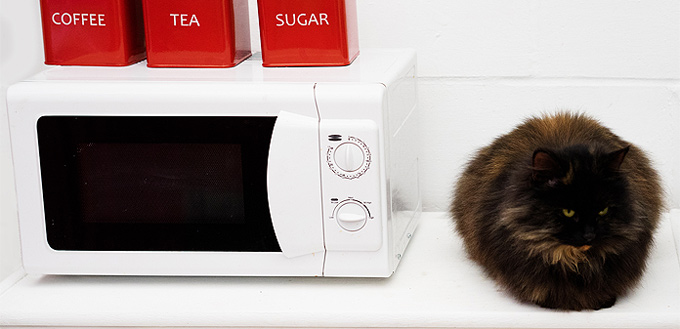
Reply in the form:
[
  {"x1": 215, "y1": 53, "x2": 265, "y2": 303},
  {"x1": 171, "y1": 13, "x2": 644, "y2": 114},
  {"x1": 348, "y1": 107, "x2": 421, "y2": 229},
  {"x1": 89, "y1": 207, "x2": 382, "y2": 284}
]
[
  {"x1": 76, "y1": 142, "x2": 245, "y2": 225},
  {"x1": 37, "y1": 116, "x2": 280, "y2": 252}
]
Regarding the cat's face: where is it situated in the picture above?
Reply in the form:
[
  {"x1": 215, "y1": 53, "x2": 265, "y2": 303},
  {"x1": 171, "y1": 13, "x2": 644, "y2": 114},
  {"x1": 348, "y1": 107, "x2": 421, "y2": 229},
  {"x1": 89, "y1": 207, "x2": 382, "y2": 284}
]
[
  {"x1": 503, "y1": 144, "x2": 634, "y2": 265},
  {"x1": 541, "y1": 173, "x2": 628, "y2": 250},
  {"x1": 530, "y1": 145, "x2": 631, "y2": 249}
]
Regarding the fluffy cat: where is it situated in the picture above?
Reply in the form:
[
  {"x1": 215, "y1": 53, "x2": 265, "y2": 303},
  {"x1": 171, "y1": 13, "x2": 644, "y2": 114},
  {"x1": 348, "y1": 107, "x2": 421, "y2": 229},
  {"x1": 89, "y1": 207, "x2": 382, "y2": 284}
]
[{"x1": 451, "y1": 112, "x2": 663, "y2": 311}]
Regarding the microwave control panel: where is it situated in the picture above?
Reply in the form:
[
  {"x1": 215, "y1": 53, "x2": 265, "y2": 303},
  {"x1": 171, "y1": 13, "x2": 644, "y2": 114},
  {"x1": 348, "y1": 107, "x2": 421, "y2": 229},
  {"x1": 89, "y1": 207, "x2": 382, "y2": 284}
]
[{"x1": 320, "y1": 119, "x2": 382, "y2": 252}]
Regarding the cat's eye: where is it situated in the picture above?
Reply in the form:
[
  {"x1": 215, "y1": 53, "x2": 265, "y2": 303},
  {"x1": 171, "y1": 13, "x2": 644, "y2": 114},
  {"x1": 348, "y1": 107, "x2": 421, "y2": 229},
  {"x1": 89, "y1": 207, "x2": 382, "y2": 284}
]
[
  {"x1": 598, "y1": 207, "x2": 609, "y2": 216},
  {"x1": 562, "y1": 209, "x2": 575, "y2": 218}
]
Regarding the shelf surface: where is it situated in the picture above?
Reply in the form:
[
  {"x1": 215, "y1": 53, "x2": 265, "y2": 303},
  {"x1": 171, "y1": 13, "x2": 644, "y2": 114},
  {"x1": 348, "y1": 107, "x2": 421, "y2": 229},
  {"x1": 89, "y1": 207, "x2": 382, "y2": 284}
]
[
  {"x1": 1, "y1": 211, "x2": 679, "y2": 328},
  {"x1": 22, "y1": 50, "x2": 415, "y2": 84}
]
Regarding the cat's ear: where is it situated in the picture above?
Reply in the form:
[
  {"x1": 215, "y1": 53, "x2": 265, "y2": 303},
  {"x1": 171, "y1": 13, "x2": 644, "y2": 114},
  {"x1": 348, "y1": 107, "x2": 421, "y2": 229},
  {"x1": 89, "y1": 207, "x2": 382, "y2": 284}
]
[
  {"x1": 533, "y1": 149, "x2": 561, "y2": 172},
  {"x1": 606, "y1": 146, "x2": 630, "y2": 171},
  {"x1": 532, "y1": 149, "x2": 564, "y2": 184}
]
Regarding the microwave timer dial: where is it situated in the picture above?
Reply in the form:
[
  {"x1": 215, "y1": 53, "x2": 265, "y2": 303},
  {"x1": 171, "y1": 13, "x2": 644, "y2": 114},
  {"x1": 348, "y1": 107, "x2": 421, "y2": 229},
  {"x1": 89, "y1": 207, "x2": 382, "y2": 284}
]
[{"x1": 326, "y1": 136, "x2": 371, "y2": 179}]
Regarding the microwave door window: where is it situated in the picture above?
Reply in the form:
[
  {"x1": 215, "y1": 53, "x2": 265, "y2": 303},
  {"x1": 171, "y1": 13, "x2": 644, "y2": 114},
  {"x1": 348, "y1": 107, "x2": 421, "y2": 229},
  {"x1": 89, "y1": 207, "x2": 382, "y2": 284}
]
[
  {"x1": 37, "y1": 116, "x2": 280, "y2": 252},
  {"x1": 77, "y1": 143, "x2": 246, "y2": 225}
]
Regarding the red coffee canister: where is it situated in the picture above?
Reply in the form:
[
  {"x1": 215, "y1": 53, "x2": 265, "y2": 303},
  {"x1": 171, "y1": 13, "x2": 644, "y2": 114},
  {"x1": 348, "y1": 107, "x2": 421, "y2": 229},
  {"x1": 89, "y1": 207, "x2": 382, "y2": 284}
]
[
  {"x1": 257, "y1": 0, "x2": 359, "y2": 67},
  {"x1": 39, "y1": 0, "x2": 146, "y2": 66},
  {"x1": 142, "y1": 0, "x2": 251, "y2": 68}
]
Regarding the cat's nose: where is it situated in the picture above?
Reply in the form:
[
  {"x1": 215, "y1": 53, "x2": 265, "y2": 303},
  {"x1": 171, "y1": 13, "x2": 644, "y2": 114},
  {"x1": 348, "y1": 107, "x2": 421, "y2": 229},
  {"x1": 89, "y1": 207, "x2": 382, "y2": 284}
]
[
  {"x1": 583, "y1": 232, "x2": 596, "y2": 242},
  {"x1": 583, "y1": 227, "x2": 596, "y2": 242}
]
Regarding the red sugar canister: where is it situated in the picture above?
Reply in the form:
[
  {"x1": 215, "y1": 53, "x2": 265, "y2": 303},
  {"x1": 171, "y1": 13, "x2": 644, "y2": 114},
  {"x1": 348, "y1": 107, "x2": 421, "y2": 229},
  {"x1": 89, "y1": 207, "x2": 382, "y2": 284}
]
[
  {"x1": 257, "y1": 0, "x2": 359, "y2": 67},
  {"x1": 39, "y1": 0, "x2": 146, "y2": 66},
  {"x1": 142, "y1": 0, "x2": 251, "y2": 68}
]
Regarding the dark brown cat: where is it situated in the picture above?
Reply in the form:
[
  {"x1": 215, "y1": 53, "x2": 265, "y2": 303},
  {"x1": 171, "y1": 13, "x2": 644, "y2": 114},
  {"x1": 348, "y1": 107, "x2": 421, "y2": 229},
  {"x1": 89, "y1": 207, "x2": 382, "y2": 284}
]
[{"x1": 451, "y1": 112, "x2": 663, "y2": 310}]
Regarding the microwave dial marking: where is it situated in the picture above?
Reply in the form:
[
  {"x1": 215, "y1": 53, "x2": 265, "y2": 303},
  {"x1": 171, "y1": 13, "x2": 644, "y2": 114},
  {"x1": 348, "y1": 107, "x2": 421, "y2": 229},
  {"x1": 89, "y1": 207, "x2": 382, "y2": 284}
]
[
  {"x1": 328, "y1": 134, "x2": 342, "y2": 142},
  {"x1": 326, "y1": 136, "x2": 371, "y2": 179}
]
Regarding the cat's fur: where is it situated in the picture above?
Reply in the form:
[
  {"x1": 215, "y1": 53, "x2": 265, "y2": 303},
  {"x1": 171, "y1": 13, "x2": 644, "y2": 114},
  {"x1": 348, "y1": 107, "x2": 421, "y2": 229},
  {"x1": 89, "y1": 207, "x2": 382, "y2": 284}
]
[{"x1": 451, "y1": 112, "x2": 662, "y2": 311}]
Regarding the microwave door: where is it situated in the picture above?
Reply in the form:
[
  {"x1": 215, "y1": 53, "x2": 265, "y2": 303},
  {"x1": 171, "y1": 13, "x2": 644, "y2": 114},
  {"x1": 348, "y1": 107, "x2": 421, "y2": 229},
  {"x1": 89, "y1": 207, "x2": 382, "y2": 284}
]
[
  {"x1": 267, "y1": 111, "x2": 325, "y2": 258},
  {"x1": 37, "y1": 116, "x2": 281, "y2": 253}
]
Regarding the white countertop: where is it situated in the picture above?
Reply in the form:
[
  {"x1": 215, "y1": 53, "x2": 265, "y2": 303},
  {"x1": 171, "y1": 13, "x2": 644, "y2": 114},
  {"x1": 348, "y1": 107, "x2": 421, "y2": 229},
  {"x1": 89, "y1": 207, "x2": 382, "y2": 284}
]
[{"x1": 1, "y1": 211, "x2": 679, "y2": 328}]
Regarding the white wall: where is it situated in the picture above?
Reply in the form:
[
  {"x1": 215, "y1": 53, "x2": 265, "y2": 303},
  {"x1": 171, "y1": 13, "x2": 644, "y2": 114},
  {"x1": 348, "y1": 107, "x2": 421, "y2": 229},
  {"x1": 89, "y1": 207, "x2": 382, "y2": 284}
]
[
  {"x1": 1, "y1": 0, "x2": 678, "y2": 281},
  {"x1": 355, "y1": 0, "x2": 680, "y2": 211}
]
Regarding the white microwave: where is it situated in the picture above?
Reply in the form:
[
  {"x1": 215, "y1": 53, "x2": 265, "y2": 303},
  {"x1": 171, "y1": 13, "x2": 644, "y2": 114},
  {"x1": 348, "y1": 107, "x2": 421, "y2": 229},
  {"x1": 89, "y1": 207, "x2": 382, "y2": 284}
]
[{"x1": 7, "y1": 50, "x2": 421, "y2": 277}]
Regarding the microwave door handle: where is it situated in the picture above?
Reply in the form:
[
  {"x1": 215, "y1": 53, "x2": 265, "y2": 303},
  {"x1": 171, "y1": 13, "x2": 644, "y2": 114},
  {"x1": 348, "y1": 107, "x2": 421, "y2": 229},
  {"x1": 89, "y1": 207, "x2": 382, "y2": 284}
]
[{"x1": 267, "y1": 111, "x2": 325, "y2": 258}]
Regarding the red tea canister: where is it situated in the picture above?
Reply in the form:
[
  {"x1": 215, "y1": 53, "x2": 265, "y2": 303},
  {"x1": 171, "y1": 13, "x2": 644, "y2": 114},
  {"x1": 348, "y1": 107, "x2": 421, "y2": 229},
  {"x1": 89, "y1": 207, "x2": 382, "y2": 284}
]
[
  {"x1": 142, "y1": 0, "x2": 251, "y2": 68},
  {"x1": 39, "y1": 0, "x2": 146, "y2": 66},
  {"x1": 257, "y1": 0, "x2": 359, "y2": 67}
]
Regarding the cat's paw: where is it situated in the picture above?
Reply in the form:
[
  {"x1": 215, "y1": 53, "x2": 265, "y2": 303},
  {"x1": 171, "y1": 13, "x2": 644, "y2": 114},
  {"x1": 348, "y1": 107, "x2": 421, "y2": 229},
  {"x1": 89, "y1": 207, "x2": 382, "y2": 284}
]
[
  {"x1": 594, "y1": 296, "x2": 616, "y2": 310},
  {"x1": 535, "y1": 296, "x2": 617, "y2": 311}
]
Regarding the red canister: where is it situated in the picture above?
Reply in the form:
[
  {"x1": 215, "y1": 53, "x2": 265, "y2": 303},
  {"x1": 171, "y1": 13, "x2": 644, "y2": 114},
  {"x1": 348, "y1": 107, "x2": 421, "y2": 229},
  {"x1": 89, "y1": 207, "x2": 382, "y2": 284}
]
[
  {"x1": 39, "y1": 0, "x2": 146, "y2": 66},
  {"x1": 257, "y1": 0, "x2": 359, "y2": 67},
  {"x1": 142, "y1": 0, "x2": 251, "y2": 68}
]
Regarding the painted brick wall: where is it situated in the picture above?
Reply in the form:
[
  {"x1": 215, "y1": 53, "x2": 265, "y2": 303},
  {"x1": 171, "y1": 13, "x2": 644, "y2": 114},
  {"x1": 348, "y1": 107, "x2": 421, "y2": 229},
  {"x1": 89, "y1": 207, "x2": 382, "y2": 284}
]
[{"x1": 354, "y1": 0, "x2": 680, "y2": 211}]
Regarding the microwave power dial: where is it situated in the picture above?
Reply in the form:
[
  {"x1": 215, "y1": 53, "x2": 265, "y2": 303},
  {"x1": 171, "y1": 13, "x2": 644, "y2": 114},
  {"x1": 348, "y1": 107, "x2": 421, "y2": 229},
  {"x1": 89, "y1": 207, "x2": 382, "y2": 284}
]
[
  {"x1": 333, "y1": 199, "x2": 370, "y2": 231},
  {"x1": 327, "y1": 136, "x2": 371, "y2": 179}
]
